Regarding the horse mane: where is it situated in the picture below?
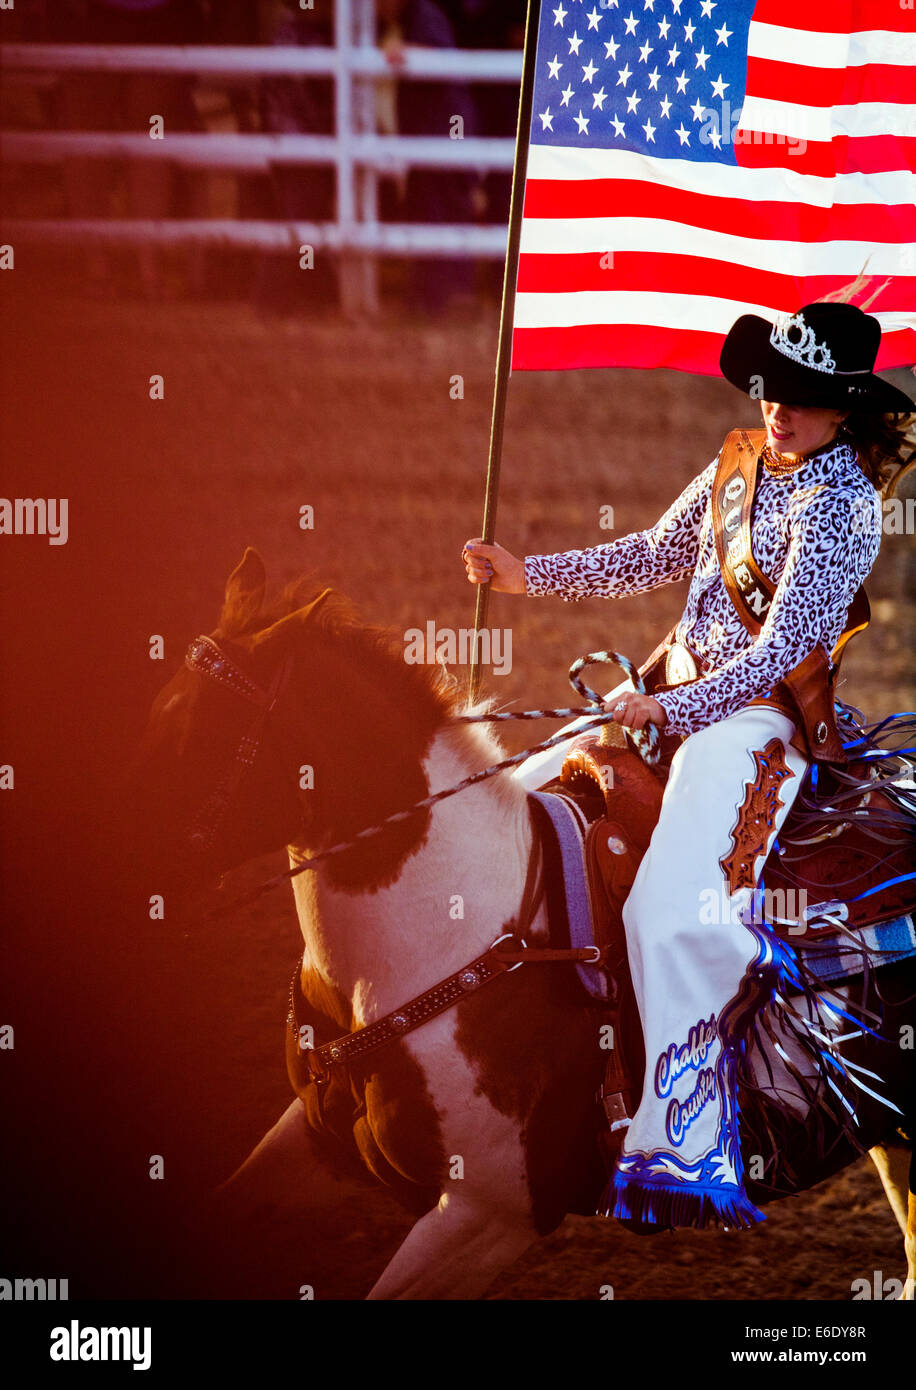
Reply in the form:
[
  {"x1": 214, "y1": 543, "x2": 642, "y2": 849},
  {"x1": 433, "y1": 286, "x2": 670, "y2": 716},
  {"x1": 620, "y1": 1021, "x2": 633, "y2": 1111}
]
[{"x1": 223, "y1": 571, "x2": 468, "y2": 728}]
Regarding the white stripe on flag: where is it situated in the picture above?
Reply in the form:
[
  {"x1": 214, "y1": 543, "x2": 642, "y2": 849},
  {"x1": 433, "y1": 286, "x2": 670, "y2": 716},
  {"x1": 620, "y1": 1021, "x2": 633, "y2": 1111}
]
[
  {"x1": 747, "y1": 23, "x2": 916, "y2": 69},
  {"x1": 740, "y1": 97, "x2": 916, "y2": 142},
  {"x1": 524, "y1": 144, "x2": 916, "y2": 208},
  {"x1": 519, "y1": 218, "x2": 910, "y2": 277},
  {"x1": 513, "y1": 290, "x2": 916, "y2": 337},
  {"x1": 514, "y1": 290, "x2": 771, "y2": 332}
]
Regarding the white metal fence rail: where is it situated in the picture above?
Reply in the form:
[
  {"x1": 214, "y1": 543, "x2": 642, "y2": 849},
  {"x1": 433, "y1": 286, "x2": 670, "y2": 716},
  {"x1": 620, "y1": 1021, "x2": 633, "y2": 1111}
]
[{"x1": 0, "y1": 3, "x2": 523, "y2": 312}]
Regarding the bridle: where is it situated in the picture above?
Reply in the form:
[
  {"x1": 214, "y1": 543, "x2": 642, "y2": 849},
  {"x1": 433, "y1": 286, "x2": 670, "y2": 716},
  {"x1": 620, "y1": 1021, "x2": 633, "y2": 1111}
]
[{"x1": 183, "y1": 635, "x2": 295, "y2": 855}]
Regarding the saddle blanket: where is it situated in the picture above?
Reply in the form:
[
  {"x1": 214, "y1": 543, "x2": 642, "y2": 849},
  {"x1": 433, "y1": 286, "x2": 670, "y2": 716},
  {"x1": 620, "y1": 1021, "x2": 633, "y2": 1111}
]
[{"x1": 528, "y1": 788, "x2": 916, "y2": 997}]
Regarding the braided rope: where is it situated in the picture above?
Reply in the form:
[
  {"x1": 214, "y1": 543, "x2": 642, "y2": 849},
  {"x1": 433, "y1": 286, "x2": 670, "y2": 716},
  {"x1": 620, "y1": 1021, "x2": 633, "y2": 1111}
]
[
  {"x1": 454, "y1": 648, "x2": 659, "y2": 763},
  {"x1": 209, "y1": 650, "x2": 658, "y2": 916}
]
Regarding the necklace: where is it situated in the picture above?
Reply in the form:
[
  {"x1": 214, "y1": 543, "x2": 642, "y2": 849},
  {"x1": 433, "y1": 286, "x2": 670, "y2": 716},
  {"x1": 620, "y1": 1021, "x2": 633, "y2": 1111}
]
[{"x1": 760, "y1": 442, "x2": 819, "y2": 478}]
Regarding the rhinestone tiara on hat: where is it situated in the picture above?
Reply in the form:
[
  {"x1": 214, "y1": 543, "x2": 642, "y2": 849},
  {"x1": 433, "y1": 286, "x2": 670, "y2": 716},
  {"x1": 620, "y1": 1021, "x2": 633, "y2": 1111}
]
[{"x1": 769, "y1": 311, "x2": 836, "y2": 374}]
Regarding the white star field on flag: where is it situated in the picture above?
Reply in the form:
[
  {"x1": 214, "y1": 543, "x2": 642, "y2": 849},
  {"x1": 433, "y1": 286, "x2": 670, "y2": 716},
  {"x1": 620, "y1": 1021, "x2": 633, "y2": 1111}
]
[{"x1": 534, "y1": 0, "x2": 739, "y2": 158}]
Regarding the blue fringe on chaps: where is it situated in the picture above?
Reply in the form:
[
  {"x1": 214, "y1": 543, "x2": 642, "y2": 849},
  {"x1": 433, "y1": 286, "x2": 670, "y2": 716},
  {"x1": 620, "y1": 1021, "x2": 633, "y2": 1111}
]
[{"x1": 610, "y1": 705, "x2": 809, "y2": 1230}]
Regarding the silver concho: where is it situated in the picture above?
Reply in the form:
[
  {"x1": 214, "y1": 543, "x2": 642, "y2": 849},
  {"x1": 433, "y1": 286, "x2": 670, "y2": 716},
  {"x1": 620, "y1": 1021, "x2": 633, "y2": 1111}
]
[
  {"x1": 390, "y1": 1013, "x2": 409, "y2": 1032},
  {"x1": 458, "y1": 969, "x2": 480, "y2": 991},
  {"x1": 665, "y1": 642, "x2": 698, "y2": 685}
]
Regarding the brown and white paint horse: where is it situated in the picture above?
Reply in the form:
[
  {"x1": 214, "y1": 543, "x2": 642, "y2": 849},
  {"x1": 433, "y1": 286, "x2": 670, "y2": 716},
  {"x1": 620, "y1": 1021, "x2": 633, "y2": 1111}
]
[{"x1": 135, "y1": 549, "x2": 915, "y2": 1300}]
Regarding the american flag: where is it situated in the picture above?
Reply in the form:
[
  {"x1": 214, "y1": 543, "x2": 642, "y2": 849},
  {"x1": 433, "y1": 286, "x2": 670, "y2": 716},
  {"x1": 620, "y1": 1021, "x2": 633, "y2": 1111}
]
[{"x1": 512, "y1": 0, "x2": 916, "y2": 373}]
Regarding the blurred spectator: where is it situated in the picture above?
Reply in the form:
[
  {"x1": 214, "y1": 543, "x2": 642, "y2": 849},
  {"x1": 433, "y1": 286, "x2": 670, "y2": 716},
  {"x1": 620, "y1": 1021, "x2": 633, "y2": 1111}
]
[
  {"x1": 377, "y1": 0, "x2": 478, "y2": 314},
  {"x1": 205, "y1": 0, "x2": 262, "y2": 138},
  {"x1": 440, "y1": 0, "x2": 526, "y2": 51},
  {"x1": 454, "y1": 1, "x2": 525, "y2": 222},
  {"x1": 454, "y1": 1, "x2": 526, "y2": 303},
  {"x1": 253, "y1": 1, "x2": 337, "y2": 315},
  {"x1": 48, "y1": 1, "x2": 207, "y2": 297}
]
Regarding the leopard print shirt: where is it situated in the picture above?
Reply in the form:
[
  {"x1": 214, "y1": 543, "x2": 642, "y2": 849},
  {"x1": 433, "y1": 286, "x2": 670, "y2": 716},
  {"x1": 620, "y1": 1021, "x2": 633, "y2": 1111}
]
[{"x1": 524, "y1": 439, "x2": 883, "y2": 736}]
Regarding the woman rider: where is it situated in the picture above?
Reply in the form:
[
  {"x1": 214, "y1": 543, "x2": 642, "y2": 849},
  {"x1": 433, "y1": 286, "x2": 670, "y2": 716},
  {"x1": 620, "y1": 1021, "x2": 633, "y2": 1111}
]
[{"x1": 461, "y1": 301, "x2": 915, "y2": 1230}]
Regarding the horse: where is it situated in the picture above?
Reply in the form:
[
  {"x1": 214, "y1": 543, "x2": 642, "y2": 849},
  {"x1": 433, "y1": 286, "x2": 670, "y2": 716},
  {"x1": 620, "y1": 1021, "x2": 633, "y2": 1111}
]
[{"x1": 132, "y1": 547, "x2": 916, "y2": 1300}]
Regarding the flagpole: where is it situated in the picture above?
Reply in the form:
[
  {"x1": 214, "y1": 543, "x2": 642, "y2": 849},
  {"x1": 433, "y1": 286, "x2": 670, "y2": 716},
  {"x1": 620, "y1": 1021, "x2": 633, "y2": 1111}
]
[{"x1": 467, "y1": 0, "x2": 540, "y2": 707}]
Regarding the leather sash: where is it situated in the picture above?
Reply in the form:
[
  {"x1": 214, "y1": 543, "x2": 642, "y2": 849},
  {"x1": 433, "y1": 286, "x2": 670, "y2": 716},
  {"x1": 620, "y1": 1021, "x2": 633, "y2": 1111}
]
[
  {"x1": 712, "y1": 427, "x2": 774, "y2": 628},
  {"x1": 711, "y1": 428, "x2": 864, "y2": 763}
]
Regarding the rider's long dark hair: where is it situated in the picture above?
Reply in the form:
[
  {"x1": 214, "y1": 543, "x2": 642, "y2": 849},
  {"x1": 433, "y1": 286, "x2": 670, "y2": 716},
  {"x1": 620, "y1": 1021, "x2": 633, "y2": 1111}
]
[
  {"x1": 817, "y1": 276, "x2": 916, "y2": 495},
  {"x1": 843, "y1": 411, "x2": 916, "y2": 495}
]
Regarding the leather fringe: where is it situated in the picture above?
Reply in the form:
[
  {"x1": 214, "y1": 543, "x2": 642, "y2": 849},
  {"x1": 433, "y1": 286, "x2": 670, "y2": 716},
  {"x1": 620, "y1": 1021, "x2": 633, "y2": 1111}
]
[
  {"x1": 601, "y1": 1173, "x2": 766, "y2": 1231},
  {"x1": 727, "y1": 921, "x2": 882, "y2": 1196}
]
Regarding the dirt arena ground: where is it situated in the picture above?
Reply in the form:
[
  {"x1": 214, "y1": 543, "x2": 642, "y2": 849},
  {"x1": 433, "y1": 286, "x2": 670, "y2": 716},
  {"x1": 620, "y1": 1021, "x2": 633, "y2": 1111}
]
[{"x1": 3, "y1": 275, "x2": 914, "y2": 1307}]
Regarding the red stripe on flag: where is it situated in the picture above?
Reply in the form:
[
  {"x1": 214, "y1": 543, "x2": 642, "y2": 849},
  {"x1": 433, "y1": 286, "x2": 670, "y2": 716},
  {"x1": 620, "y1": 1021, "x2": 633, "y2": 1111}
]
[
  {"x1": 874, "y1": 333, "x2": 915, "y2": 369},
  {"x1": 511, "y1": 324, "x2": 916, "y2": 375},
  {"x1": 522, "y1": 179, "x2": 916, "y2": 245},
  {"x1": 512, "y1": 324, "x2": 727, "y2": 373},
  {"x1": 745, "y1": 56, "x2": 916, "y2": 106},
  {"x1": 748, "y1": 0, "x2": 916, "y2": 33},
  {"x1": 734, "y1": 134, "x2": 916, "y2": 177},
  {"x1": 516, "y1": 253, "x2": 916, "y2": 309}
]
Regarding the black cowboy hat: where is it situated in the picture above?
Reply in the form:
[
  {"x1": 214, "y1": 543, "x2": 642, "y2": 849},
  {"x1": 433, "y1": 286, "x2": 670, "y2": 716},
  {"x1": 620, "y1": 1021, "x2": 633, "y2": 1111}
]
[{"x1": 720, "y1": 301, "x2": 914, "y2": 413}]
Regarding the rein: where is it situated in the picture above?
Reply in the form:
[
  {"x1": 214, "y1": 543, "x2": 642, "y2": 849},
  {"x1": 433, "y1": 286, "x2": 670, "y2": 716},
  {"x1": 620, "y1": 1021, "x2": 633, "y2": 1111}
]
[{"x1": 183, "y1": 636, "x2": 660, "y2": 919}]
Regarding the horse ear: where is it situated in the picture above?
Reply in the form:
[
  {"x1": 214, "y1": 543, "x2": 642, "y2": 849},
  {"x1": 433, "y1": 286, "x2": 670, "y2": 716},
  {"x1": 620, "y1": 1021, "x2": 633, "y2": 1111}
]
[
  {"x1": 218, "y1": 547, "x2": 267, "y2": 635},
  {"x1": 300, "y1": 587, "x2": 334, "y2": 616},
  {"x1": 254, "y1": 587, "x2": 338, "y2": 651}
]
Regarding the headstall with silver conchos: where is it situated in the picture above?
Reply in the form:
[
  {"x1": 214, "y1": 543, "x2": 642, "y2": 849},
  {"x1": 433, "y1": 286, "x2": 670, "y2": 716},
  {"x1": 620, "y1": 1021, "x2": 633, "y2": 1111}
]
[
  {"x1": 185, "y1": 635, "x2": 274, "y2": 707},
  {"x1": 182, "y1": 635, "x2": 293, "y2": 852}
]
